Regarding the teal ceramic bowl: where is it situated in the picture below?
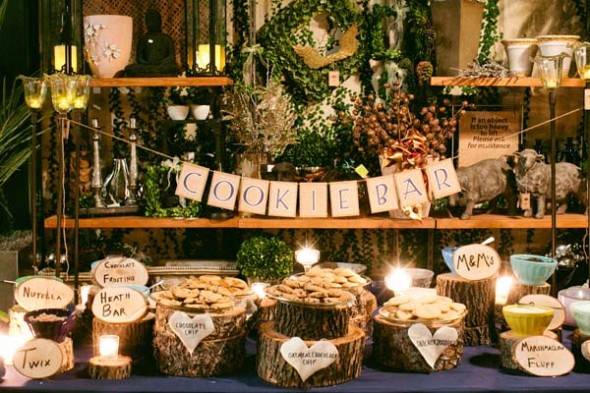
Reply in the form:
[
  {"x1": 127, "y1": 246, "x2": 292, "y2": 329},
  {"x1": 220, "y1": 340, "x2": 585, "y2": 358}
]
[
  {"x1": 441, "y1": 247, "x2": 458, "y2": 275},
  {"x1": 510, "y1": 254, "x2": 557, "y2": 286},
  {"x1": 571, "y1": 301, "x2": 590, "y2": 335}
]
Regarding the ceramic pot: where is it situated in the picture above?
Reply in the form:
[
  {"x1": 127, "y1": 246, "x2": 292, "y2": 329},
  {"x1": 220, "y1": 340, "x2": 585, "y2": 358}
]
[
  {"x1": 510, "y1": 254, "x2": 557, "y2": 286},
  {"x1": 167, "y1": 105, "x2": 189, "y2": 120},
  {"x1": 84, "y1": 15, "x2": 133, "y2": 78},
  {"x1": 536, "y1": 35, "x2": 580, "y2": 77},
  {"x1": 191, "y1": 104, "x2": 211, "y2": 120},
  {"x1": 502, "y1": 38, "x2": 537, "y2": 77}
]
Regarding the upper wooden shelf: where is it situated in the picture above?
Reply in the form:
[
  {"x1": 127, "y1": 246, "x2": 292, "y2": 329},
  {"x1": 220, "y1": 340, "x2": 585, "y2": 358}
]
[
  {"x1": 431, "y1": 76, "x2": 586, "y2": 88},
  {"x1": 44, "y1": 213, "x2": 588, "y2": 230},
  {"x1": 89, "y1": 76, "x2": 233, "y2": 88}
]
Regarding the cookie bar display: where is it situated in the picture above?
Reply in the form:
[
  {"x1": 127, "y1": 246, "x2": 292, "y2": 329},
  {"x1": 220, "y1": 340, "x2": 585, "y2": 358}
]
[
  {"x1": 152, "y1": 275, "x2": 248, "y2": 377},
  {"x1": 372, "y1": 292, "x2": 467, "y2": 373}
]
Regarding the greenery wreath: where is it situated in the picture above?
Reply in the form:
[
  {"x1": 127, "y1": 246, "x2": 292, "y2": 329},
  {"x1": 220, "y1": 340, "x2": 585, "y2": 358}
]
[
  {"x1": 257, "y1": 0, "x2": 365, "y2": 104},
  {"x1": 143, "y1": 164, "x2": 201, "y2": 218}
]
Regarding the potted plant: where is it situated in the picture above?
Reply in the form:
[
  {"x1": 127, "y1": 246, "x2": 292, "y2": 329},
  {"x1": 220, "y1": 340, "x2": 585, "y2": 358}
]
[{"x1": 236, "y1": 236, "x2": 294, "y2": 283}]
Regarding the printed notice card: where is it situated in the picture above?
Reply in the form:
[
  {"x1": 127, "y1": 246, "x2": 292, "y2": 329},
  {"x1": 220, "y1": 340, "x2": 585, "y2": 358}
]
[{"x1": 458, "y1": 111, "x2": 520, "y2": 168}]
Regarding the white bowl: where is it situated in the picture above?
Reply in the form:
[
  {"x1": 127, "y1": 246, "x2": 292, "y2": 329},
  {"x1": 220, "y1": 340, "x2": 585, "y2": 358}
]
[
  {"x1": 167, "y1": 105, "x2": 189, "y2": 120},
  {"x1": 502, "y1": 38, "x2": 537, "y2": 77},
  {"x1": 191, "y1": 104, "x2": 210, "y2": 120}
]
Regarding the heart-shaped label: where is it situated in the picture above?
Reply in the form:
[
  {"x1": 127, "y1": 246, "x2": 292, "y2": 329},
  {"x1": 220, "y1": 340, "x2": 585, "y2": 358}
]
[
  {"x1": 279, "y1": 337, "x2": 339, "y2": 382},
  {"x1": 408, "y1": 323, "x2": 458, "y2": 369},
  {"x1": 168, "y1": 311, "x2": 215, "y2": 354}
]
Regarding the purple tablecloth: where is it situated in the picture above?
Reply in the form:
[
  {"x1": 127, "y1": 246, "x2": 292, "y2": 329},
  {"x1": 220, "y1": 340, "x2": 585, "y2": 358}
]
[{"x1": 1, "y1": 333, "x2": 589, "y2": 392}]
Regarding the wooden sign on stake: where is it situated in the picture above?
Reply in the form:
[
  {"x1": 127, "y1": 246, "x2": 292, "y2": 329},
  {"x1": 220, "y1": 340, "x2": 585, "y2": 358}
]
[{"x1": 453, "y1": 244, "x2": 501, "y2": 281}]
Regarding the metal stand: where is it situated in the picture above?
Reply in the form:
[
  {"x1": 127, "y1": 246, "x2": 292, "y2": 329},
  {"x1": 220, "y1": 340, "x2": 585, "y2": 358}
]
[
  {"x1": 54, "y1": 115, "x2": 66, "y2": 278},
  {"x1": 91, "y1": 119, "x2": 105, "y2": 208},
  {"x1": 549, "y1": 90, "x2": 557, "y2": 259},
  {"x1": 30, "y1": 111, "x2": 39, "y2": 273},
  {"x1": 127, "y1": 118, "x2": 138, "y2": 206},
  {"x1": 585, "y1": 80, "x2": 590, "y2": 286}
]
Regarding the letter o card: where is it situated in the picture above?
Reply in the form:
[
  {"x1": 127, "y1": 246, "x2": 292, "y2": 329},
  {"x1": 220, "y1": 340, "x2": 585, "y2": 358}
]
[
  {"x1": 238, "y1": 178, "x2": 269, "y2": 215},
  {"x1": 207, "y1": 171, "x2": 241, "y2": 210}
]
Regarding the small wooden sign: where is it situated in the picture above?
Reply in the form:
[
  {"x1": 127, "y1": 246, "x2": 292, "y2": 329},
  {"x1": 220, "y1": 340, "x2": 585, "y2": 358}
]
[
  {"x1": 458, "y1": 111, "x2": 520, "y2": 168},
  {"x1": 408, "y1": 323, "x2": 458, "y2": 369},
  {"x1": 15, "y1": 276, "x2": 74, "y2": 311},
  {"x1": 453, "y1": 244, "x2": 501, "y2": 281},
  {"x1": 93, "y1": 257, "x2": 149, "y2": 287},
  {"x1": 514, "y1": 335, "x2": 574, "y2": 377},
  {"x1": 13, "y1": 338, "x2": 63, "y2": 379},
  {"x1": 519, "y1": 294, "x2": 565, "y2": 331},
  {"x1": 168, "y1": 311, "x2": 215, "y2": 354},
  {"x1": 91, "y1": 286, "x2": 147, "y2": 323},
  {"x1": 280, "y1": 337, "x2": 339, "y2": 382}
]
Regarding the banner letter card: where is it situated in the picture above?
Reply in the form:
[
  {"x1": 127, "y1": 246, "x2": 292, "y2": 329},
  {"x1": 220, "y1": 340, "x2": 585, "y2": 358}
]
[
  {"x1": 207, "y1": 171, "x2": 241, "y2": 210},
  {"x1": 394, "y1": 169, "x2": 429, "y2": 208},
  {"x1": 268, "y1": 181, "x2": 298, "y2": 217},
  {"x1": 366, "y1": 175, "x2": 398, "y2": 213},
  {"x1": 329, "y1": 181, "x2": 360, "y2": 217},
  {"x1": 239, "y1": 178, "x2": 270, "y2": 215},
  {"x1": 425, "y1": 159, "x2": 461, "y2": 199},
  {"x1": 175, "y1": 163, "x2": 210, "y2": 202},
  {"x1": 299, "y1": 182, "x2": 328, "y2": 217}
]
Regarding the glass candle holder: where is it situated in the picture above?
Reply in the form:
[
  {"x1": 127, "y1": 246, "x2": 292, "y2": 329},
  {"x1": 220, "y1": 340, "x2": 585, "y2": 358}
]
[
  {"x1": 251, "y1": 282, "x2": 269, "y2": 299},
  {"x1": 295, "y1": 247, "x2": 320, "y2": 273},
  {"x1": 99, "y1": 334, "x2": 119, "y2": 359},
  {"x1": 19, "y1": 76, "x2": 47, "y2": 110},
  {"x1": 72, "y1": 75, "x2": 91, "y2": 111},
  {"x1": 574, "y1": 42, "x2": 590, "y2": 79},
  {"x1": 495, "y1": 275, "x2": 513, "y2": 305},
  {"x1": 535, "y1": 54, "x2": 567, "y2": 89},
  {"x1": 385, "y1": 268, "x2": 412, "y2": 292},
  {"x1": 48, "y1": 74, "x2": 77, "y2": 114}
]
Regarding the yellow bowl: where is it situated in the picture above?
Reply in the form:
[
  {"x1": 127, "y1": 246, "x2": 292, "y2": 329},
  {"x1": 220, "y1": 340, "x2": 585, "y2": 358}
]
[{"x1": 502, "y1": 304, "x2": 554, "y2": 336}]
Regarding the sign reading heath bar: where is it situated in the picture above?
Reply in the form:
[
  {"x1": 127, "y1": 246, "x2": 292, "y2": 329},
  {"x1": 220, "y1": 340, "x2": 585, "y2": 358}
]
[{"x1": 458, "y1": 111, "x2": 520, "y2": 167}]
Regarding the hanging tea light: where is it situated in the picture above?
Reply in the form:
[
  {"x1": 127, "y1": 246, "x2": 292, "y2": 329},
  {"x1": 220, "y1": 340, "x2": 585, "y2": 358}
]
[{"x1": 99, "y1": 334, "x2": 120, "y2": 360}]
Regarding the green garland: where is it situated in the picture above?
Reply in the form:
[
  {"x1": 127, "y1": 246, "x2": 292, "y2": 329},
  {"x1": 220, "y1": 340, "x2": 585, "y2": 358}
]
[
  {"x1": 478, "y1": 0, "x2": 500, "y2": 63},
  {"x1": 143, "y1": 165, "x2": 201, "y2": 218},
  {"x1": 257, "y1": 0, "x2": 365, "y2": 104}
]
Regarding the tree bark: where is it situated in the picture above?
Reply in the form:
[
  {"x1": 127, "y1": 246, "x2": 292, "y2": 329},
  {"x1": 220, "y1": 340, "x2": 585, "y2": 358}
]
[
  {"x1": 58, "y1": 337, "x2": 74, "y2": 374},
  {"x1": 87, "y1": 355, "x2": 132, "y2": 380},
  {"x1": 257, "y1": 322, "x2": 364, "y2": 388},
  {"x1": 274, "y1": 301, "x2": 352, "y2": 340}
]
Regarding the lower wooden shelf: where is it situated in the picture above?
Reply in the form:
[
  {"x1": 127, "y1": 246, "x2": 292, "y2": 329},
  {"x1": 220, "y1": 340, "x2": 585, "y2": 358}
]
[{"x1": 44, "y1": 213, "x2": 588, "y2": 230}]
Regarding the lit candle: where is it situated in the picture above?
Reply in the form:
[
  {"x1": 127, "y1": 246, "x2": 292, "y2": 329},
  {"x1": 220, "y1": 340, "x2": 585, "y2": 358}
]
[
  {"x1": 385, "y1": 268, "x2": 412, "y2": 292},
  {"x1": 55, "y1": 96, "x2": 72, "y2": 113},
  {"x1": 53, "y1": 45, "x2": 78, "y2": 72},
  {"x1": 583, "y1": 66, "x2": 590, "y2": 80},
  {"x1": 251, "y1": 282, "x2": 269, "y2": 299},
  {"x1": 544, "y1": 79, "x2": 558, "y2": 89},
  {"x1": 73, "y1": 96, "x2": 88, "y2": 110},
  {"x1": 196, "y1": 44, "x2": 225, "y2": 71},
  {"x1": 495, "y1": 276, "x2": 513, "y2": 305},
  {"x1": 99, "y1": 335, "x2": 119, "y2": 359},
  {"x1": 295, "y1": 247, "x2": 320, "y2": 273},
  {"x1": 25, "y1": 97, "x2": 43, "y2": 109},
  {"x1": 0, "y1": 334, "x2": 30, "y2": 366}
]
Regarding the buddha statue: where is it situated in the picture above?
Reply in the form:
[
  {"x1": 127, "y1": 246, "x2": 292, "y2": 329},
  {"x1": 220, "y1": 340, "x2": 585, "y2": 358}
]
[{"x1": 124, "y1": 9, "x2": 179, "y2": 76}]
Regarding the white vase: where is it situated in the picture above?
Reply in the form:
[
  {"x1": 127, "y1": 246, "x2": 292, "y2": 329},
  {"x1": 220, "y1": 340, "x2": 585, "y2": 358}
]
[
  {"x1": 167, "y1": 105, "x2": 189, "y2": 120},
  {"x1": 191, "y1": 104, "x2": 211, "y2": 120},
  {"x1": 84, "y1": 15, "x2": 133, "y2": 78},
  {"x1": 502, "y1": 38, "x2": 537, "y2": 77},
  {"x1": 536, "y1": 35, "x2": 580, "y2": 77}
]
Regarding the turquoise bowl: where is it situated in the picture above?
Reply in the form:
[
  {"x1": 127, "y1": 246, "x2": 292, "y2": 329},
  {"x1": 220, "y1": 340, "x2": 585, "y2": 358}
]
[
  {"x1": 510, "y1": 254, "x2": 557, "y2": 286},
  {"x1": 441, "y1": 247, "x2": 458, "y2": 275},
  {"x1": 571, "y1": 301, "x2": 590, "y2": 335}
]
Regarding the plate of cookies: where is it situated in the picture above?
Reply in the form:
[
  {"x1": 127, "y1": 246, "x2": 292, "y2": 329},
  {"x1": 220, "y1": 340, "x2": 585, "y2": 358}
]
[
  {"x1": 379, "y1": 294, "x2": 467, "y2": 326},
  {"x1": 265, "y1": 279, "x2": 356, "y2": 308},
  {"x1": 151, "y1": 275, "x2": 250, "y2": 313},
  {"x1": 289, "y1": 266, "x2": 371, "y2": 290}
]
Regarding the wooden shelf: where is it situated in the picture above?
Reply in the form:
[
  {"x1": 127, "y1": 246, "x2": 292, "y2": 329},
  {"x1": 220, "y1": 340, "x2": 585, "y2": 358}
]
[
  {"x1": 45, "y1": 214, "x2": 588, "y2": 230},
  {"x1": 431, "y1": 76, "x2": 586, "y2": 88},
  {"x1": 89, "y1": 76, "x2": 233, "y2": 88}
]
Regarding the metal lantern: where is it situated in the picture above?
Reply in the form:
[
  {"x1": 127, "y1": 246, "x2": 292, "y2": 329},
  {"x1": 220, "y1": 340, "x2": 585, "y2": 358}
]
[
  {"x1": 40, "y1": 0, "x2": 83, "y2": 74},
  {"x1": 186, "y1": 0, "x2": 227, "y2": 75}
]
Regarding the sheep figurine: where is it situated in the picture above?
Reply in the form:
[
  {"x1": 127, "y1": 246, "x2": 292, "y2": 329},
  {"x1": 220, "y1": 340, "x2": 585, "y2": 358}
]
[
  {"x1": 448, "y1": 158, "x2": 517, "y2": 219},
  {"x1": 514, "y1": 149, "x2": 582, "y2": 219}
]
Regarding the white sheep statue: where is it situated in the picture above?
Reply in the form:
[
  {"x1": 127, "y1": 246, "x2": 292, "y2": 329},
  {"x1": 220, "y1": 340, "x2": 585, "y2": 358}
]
[{"x1": 514, "y1": 149, "x2": 582, "y2": 219}]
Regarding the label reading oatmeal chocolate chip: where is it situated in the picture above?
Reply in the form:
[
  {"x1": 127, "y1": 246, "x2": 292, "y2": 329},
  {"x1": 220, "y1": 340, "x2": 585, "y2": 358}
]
[{"x1": 453, "y1": 244, "x2": 500, "y2": 281}]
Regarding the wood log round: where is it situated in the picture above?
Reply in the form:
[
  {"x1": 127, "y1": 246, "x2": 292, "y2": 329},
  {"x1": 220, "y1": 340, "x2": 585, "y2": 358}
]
[
  {"x1": 87, "y1": 355, "x2": 132, "y2": 380},
  {"x1": 153, "y1": 331, "x2": 246, "y2": 377},
  {"x1": 58, "y1": 337, "x2": 74, "y2": 374},
  {"x1": 436, "y1": 273, "x2": 495, "y2": 328},
  {"x1": 246, "y1": 298, "x2": 276, "y2": 336},
  {"x1": 92, "y1": 312, "x2": 154, "y2": 362},
  {"x1": 372, "y1": 314, "x2": 464, "y2": 373},
  {"x1": 257, "y1": 322, "x2": 365, "y2": 388},
  {"x1": 273, "y1": 300, "x2": 352, "y2": 340},
  {"x1": 463, "y1": 325, "x2": 492, "y2": 346},
  {"x1": 570, "y1": 329, "x2": 590, "y2": 370},
  {"x1": 507, "y1": 282, "x2": 551, "y2": 305},
  {"x1": 350, "y1": 289, "x2": 378, "y2": 338},
  {"x1": 499, "y1": 330, "x2": 558, "y2": 371}
]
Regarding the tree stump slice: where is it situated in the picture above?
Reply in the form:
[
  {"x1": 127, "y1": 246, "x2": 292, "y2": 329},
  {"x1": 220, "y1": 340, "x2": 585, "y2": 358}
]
[
  {"x1": 154, "y1": 303, "x2": 246, "y2": 340},
  {"x1": 570, "y1": 329, "x2": 590, "y2": 370},
  {"x1": 92, "y1": 312, "x2": 155, "y2": 362},
  {"x1": 507, "y1": 282, "x2": 551, "y2": 305},
  {"x1": 153, "y1": 331, "x2": 246, "y2": 377},
  {"x1": 463, "y1": 325, "x2": 492, "y2": 346},
  {"x1": 87, "y1": 355, "x2": 132, "y2": 380},
  {"x1": 58, "y1": 337, "x2": 74, "y2": 374},
  {"x1": 273, "y1": 300, "x2": 352, "y2": 340},
  {"x1": 436, "y1": 273, "x2": 495, "y2": 328},
  {"x1": 499, "y1": 330, "x2": 558, "y2": 371},
  {"x1": 351, "y1": 289, "x2": 378, "y2": 338},
  {"x1": 246, "y1": 298, "x2": 277, "y2": 336},
  {"x1": 257, "y1": 322, "x2": 365, "y2": 388},
  {"x1": 372, "y1": 315, "x2": 465, "y2": 373}
]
